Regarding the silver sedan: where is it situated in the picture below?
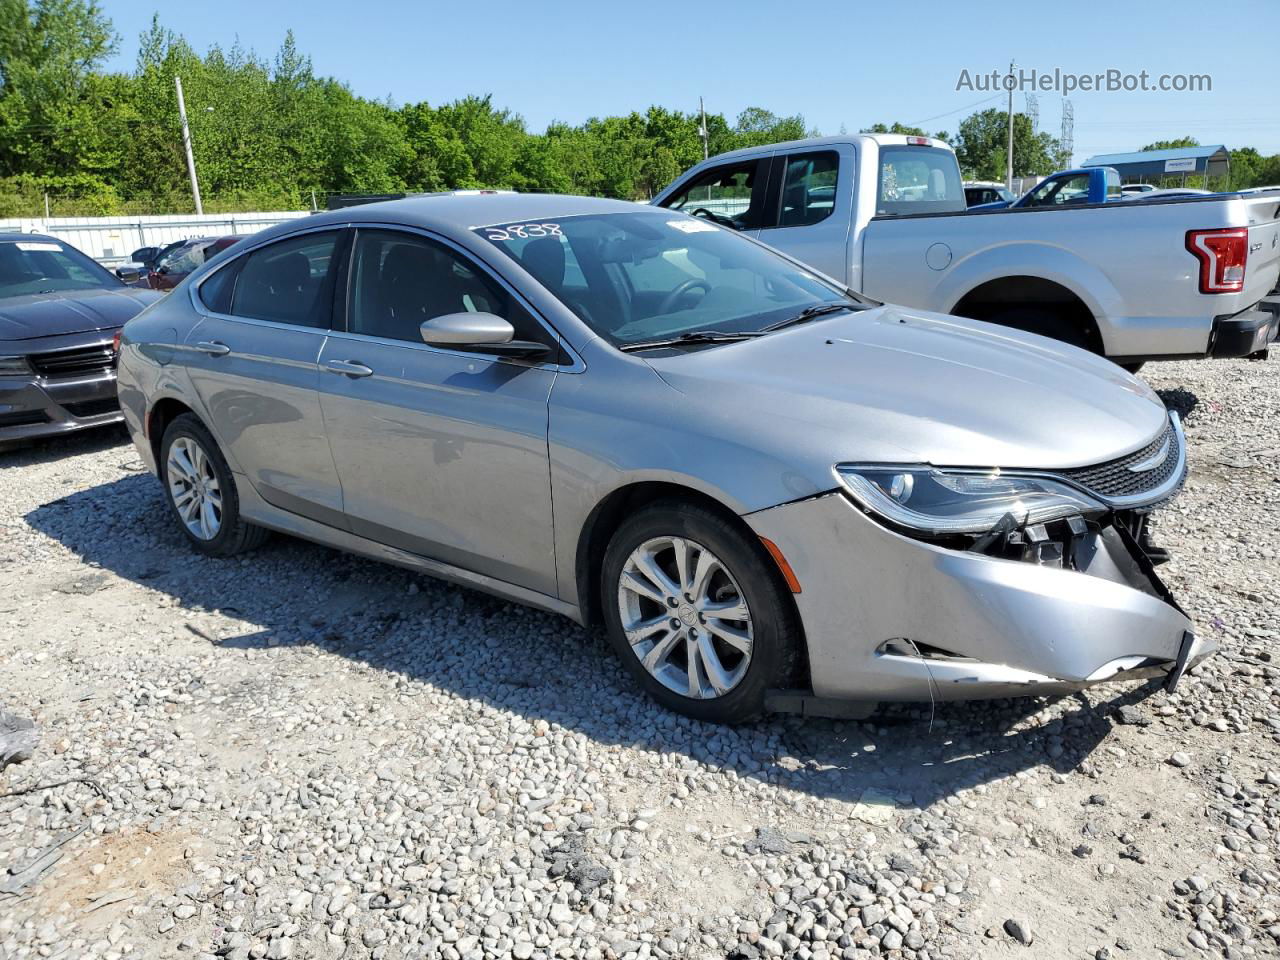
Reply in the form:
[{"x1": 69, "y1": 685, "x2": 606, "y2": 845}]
[{"x1": 117, "y1": 193, "x2": 1209, "y2": 723}]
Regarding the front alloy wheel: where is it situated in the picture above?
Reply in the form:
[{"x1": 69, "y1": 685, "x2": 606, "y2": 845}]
[
  {"x1": 617, "y1": 536, "x2": 753, "y2": 699},
  {"x1": 601, "y1": 500, "x2": 800, "y2": 723}
]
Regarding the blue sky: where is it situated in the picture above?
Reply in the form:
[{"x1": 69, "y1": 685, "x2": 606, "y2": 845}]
[{"x1": 97, "y1": 0, "x2": 1280, "y2": 160}]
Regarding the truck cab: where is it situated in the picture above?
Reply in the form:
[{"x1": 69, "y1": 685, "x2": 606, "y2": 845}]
[{"x1": 653, "y1": 134, "x2": 965, "y2": 290}]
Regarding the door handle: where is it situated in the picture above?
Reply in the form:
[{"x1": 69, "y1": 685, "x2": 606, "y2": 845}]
[
  {"x1": 193, "y1": 340, "x2": 230, "y2": 356},
  {"x1": 324, "y1": 359, "x2": 374, "y2": 378}
]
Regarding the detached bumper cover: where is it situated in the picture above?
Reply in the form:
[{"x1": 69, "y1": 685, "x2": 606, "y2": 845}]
[{"x1": 747, "y1": 493, "x2": 1211, "y2": 703}]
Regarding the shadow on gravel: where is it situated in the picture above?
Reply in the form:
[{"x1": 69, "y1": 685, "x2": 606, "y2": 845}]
[
  {"x1": 0, "y1": 422, "x2": 131, "y2": 468},
  {"x1": 26, "y1": 471, "x2": 1171, "y2": 814},
  {"x1": 1157, "y1": 386, "x2": 1199, "y2": 423}
]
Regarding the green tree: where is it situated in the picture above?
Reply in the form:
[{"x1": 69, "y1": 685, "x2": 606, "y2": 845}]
[
  {"x1": 1140, "y1": 137, "x2": 1200, "y2": 151},
  {"x1": 954, "y1": 109, "x2": 1061, "y2": 180},
  {"x1": 0, "y1": 0, "x2": 119, "y2": 192},
  {"x1": 861, "y1": 122, "x2": 950, "y2": 143}
]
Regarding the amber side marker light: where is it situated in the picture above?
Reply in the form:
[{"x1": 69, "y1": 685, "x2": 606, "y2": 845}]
[{"x1": 759, "y1": 537, "x2": 802, "y2": 594}]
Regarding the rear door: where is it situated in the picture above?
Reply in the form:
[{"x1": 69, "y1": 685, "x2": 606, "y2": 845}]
[
  {"x1": 315, "y1": 227, "x2": 562, "y2": 596},
  {"x1": 182, "y1": 228, "x2": 348, "y2": 526},
  {"x1": 755, "y1": 146, "x2": 851, "y2": 281}
]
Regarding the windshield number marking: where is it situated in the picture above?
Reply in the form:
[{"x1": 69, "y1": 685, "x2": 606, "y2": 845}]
[{"x1": 483, "y1": 223, "x2": 562, "y2": 242}]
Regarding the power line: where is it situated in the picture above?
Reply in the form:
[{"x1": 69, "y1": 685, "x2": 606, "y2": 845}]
[{"x1": 908, "y1": 93, "x2": 1004, "y2": 128}]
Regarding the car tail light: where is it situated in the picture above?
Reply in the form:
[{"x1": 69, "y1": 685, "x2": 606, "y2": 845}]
[
  {"x1": 1186, "y1": 228, "x2": 1248, "y2": 293},
  {"x1": 906, "y1": 136, "x2": 930, "y2": 145}
]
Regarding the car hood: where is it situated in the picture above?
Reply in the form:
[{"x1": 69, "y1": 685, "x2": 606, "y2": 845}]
[
  {"x1": 643, "y1": 305, "x2": 1169, "y2": 471},
  {"x1": 0, "y1": 288, "x2": 163, "y2": 342}
]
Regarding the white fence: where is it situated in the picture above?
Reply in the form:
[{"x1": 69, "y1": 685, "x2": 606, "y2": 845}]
[{"x1": 0, "y1": 211, "x2": 310, "y2": 266}]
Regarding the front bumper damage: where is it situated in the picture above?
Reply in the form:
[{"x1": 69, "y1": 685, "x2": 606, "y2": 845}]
[{"x1": 747, "y1": 492, "x2": 1212, "y2": 705}]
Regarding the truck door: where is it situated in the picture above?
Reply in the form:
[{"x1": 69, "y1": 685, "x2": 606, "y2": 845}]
[
  {"x1": 652, "y1": 155, "x2": 773, "y2": 239},
  {"x1": 756, "y1": 146, "x2": 852, "y2": 282}
]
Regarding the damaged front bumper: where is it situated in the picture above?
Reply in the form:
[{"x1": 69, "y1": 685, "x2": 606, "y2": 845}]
[{"x1": 747, "y1": 492, "x2": 1212, "y2": 704}]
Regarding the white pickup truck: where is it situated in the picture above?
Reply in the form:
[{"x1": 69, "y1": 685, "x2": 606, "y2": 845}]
[{"x1": 651, "y1": 134, "x2": 1280, "y2": 366}]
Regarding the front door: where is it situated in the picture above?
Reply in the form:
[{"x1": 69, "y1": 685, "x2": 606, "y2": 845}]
[
  {"x1": 316, "y1": 227, "x2": 561, "y2": 596},
  {"x1": 654, "y1": 156, "x2": 773, "y2": 239},
  {"x1": 182, "y1": 228, "x2": 347, "y2": 525}
]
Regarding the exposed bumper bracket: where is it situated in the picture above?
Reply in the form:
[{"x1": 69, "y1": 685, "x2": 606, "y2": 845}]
[{"x1": 1163, "y1": 630, "x2": 1196, "y2": 693}]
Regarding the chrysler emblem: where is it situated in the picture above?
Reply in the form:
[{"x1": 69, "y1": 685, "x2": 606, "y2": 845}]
[{"x1": 1127, "y1": 436, "x2": 1171, "y2": 473}]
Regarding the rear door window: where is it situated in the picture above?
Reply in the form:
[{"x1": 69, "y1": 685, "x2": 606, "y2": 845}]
[
  {"x1": 776, "y1": 151, "x2": 839, "y2": 227},
  {"x1": 230, "y1": 231, "x2": 340, "y2": 328},
  {"x1": 875, "y1": 146, "x2": 966, "y2": 216}
]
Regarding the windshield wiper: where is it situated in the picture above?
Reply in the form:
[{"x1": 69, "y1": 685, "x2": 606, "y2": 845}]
[
  {"x1": 617, "y1": 330, "x2": 765, "y2": 353},
  {"x1": 762, "y1": 301, "x2": 859, "y2": 332}
]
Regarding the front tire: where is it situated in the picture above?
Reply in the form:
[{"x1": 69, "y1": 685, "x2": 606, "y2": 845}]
[
  {"x1": 601, "y1": 500, "x2": 800, "y2": 723},
  {"x1": 160, "y1": 413, "x2": 268, "y2": 557}
]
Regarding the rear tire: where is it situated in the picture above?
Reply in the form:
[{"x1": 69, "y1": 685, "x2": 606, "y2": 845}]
[
  {"x1": 160, "y1": 413, "x2": 268, "y2": 557},
  {"x1": 601, "y1": 499, "x2": 800, "y2": 723}
]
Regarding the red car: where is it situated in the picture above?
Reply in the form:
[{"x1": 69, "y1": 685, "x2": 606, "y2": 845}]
[{"x1": 148, "y1": 235, "x2": 241, "y2": 291}]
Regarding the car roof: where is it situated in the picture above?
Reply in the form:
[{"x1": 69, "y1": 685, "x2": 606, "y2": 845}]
[
  {"x1": 301, "y1": 192, "x2": 652, "y2": 234},
  {"x1": 0, "y1": 232, "x2": 59, "y2": 243}
]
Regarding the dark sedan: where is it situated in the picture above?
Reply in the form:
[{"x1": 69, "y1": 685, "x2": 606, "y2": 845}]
[{"x1": 0, "y1": 234, "x2": 161, "y2": 445}]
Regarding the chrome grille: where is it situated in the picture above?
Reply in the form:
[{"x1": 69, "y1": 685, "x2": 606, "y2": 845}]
[
  {"x1": 1058, "y1": 418, "x2": 1182, "y2": 501},
  {"x1": 28, "y1": 344, "x2": 115, "y2": 378}
]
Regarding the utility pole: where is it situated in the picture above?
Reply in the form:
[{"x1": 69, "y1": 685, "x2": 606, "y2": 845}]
[
  {"x1": 1005, "y1": 60, "x2": 1015, "y2": 193},
  {"x1": 698, "y1": 97, "x2": 709, "y2": 161},
  {"x1": 175, "y1": 75, "x2": 203, "y2": 215}
]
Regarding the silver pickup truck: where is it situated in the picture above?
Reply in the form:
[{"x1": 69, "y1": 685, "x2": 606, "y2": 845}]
[{"x1": 652, "y1": 134, "x2": 1280, "y2": 366}]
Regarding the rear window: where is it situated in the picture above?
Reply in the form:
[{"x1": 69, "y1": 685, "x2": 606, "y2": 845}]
[{"x1": 875, "y1": 147, "x2": 966, "y2": 216}]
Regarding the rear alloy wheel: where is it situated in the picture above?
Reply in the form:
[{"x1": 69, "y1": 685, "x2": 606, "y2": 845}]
[
  {"x1": 602, "y1": 500, "x2": 799, "y2": 723},
  {"x1": 167, "y1": 435, "x2": 223, "y2": 541},
  {"x1": 160, "y1": 413, "x2": 268, "y2": 557}
]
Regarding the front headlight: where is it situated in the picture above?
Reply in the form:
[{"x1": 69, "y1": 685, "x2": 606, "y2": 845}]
[
  {"x1": 835, "y1": 464, "x2": 1105, "y2": 536},
  {"x1": 0, "y1": 355, "x2": 30, "y2": 375}
]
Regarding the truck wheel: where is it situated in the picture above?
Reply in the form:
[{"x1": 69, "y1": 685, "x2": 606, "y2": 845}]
[
  {"x1": 983, "y1": 307, "x2": 1091, "y2": 352},
  {"x1": 601, "y1": 499, "x2": 800, "y2": 724}
]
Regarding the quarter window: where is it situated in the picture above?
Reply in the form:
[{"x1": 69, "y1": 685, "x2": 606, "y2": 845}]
[
  {"x1": 347, "y1": 230, "x2": 548, "y2": 346},
  {"x1": 230, "y1": 231, "x2": 340, "y2": 327},
  {"x1": 776, "y1": 151, "x2": 839, "y2": 227}
]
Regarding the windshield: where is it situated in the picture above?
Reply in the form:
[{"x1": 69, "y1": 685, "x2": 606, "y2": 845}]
[
  {"x1": 0, "y1": 239, "x2": 117, "y2": 299},
  {"x1": 474, "y1": 212, "x2": 856, "y2": 347}
]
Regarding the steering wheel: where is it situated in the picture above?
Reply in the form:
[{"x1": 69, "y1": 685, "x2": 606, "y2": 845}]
[
  {"x1": 690, "y1": 207, "x2": 735, "y2": 227},
  {"x1": 657, "y1": 278, "x2": 712, "y2": 316}
]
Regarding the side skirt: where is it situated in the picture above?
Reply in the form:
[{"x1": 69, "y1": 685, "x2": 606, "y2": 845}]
[{"x1": 234, "y1": 473, "x2": 585, "y2": 625}]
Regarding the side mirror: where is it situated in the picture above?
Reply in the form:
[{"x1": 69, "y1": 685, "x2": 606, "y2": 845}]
[
  {"x1": 116, "y1": 267, "x2": 143, "y2": 283},
  {"x1": 419, "y1": 312, "x2": 551, "y2": 360}
]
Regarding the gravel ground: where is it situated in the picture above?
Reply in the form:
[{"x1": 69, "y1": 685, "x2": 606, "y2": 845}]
[{"x1": 1, "y1": 357, "x2": 1277, "y2": 960}]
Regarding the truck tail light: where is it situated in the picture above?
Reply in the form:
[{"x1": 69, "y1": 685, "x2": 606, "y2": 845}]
[
  {"x1": 906, "y1": 136, "x2": 930, "y2": 146},
  {"x1": 1186, "y1": 228, "x2": 1248, "y2": 293}
]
